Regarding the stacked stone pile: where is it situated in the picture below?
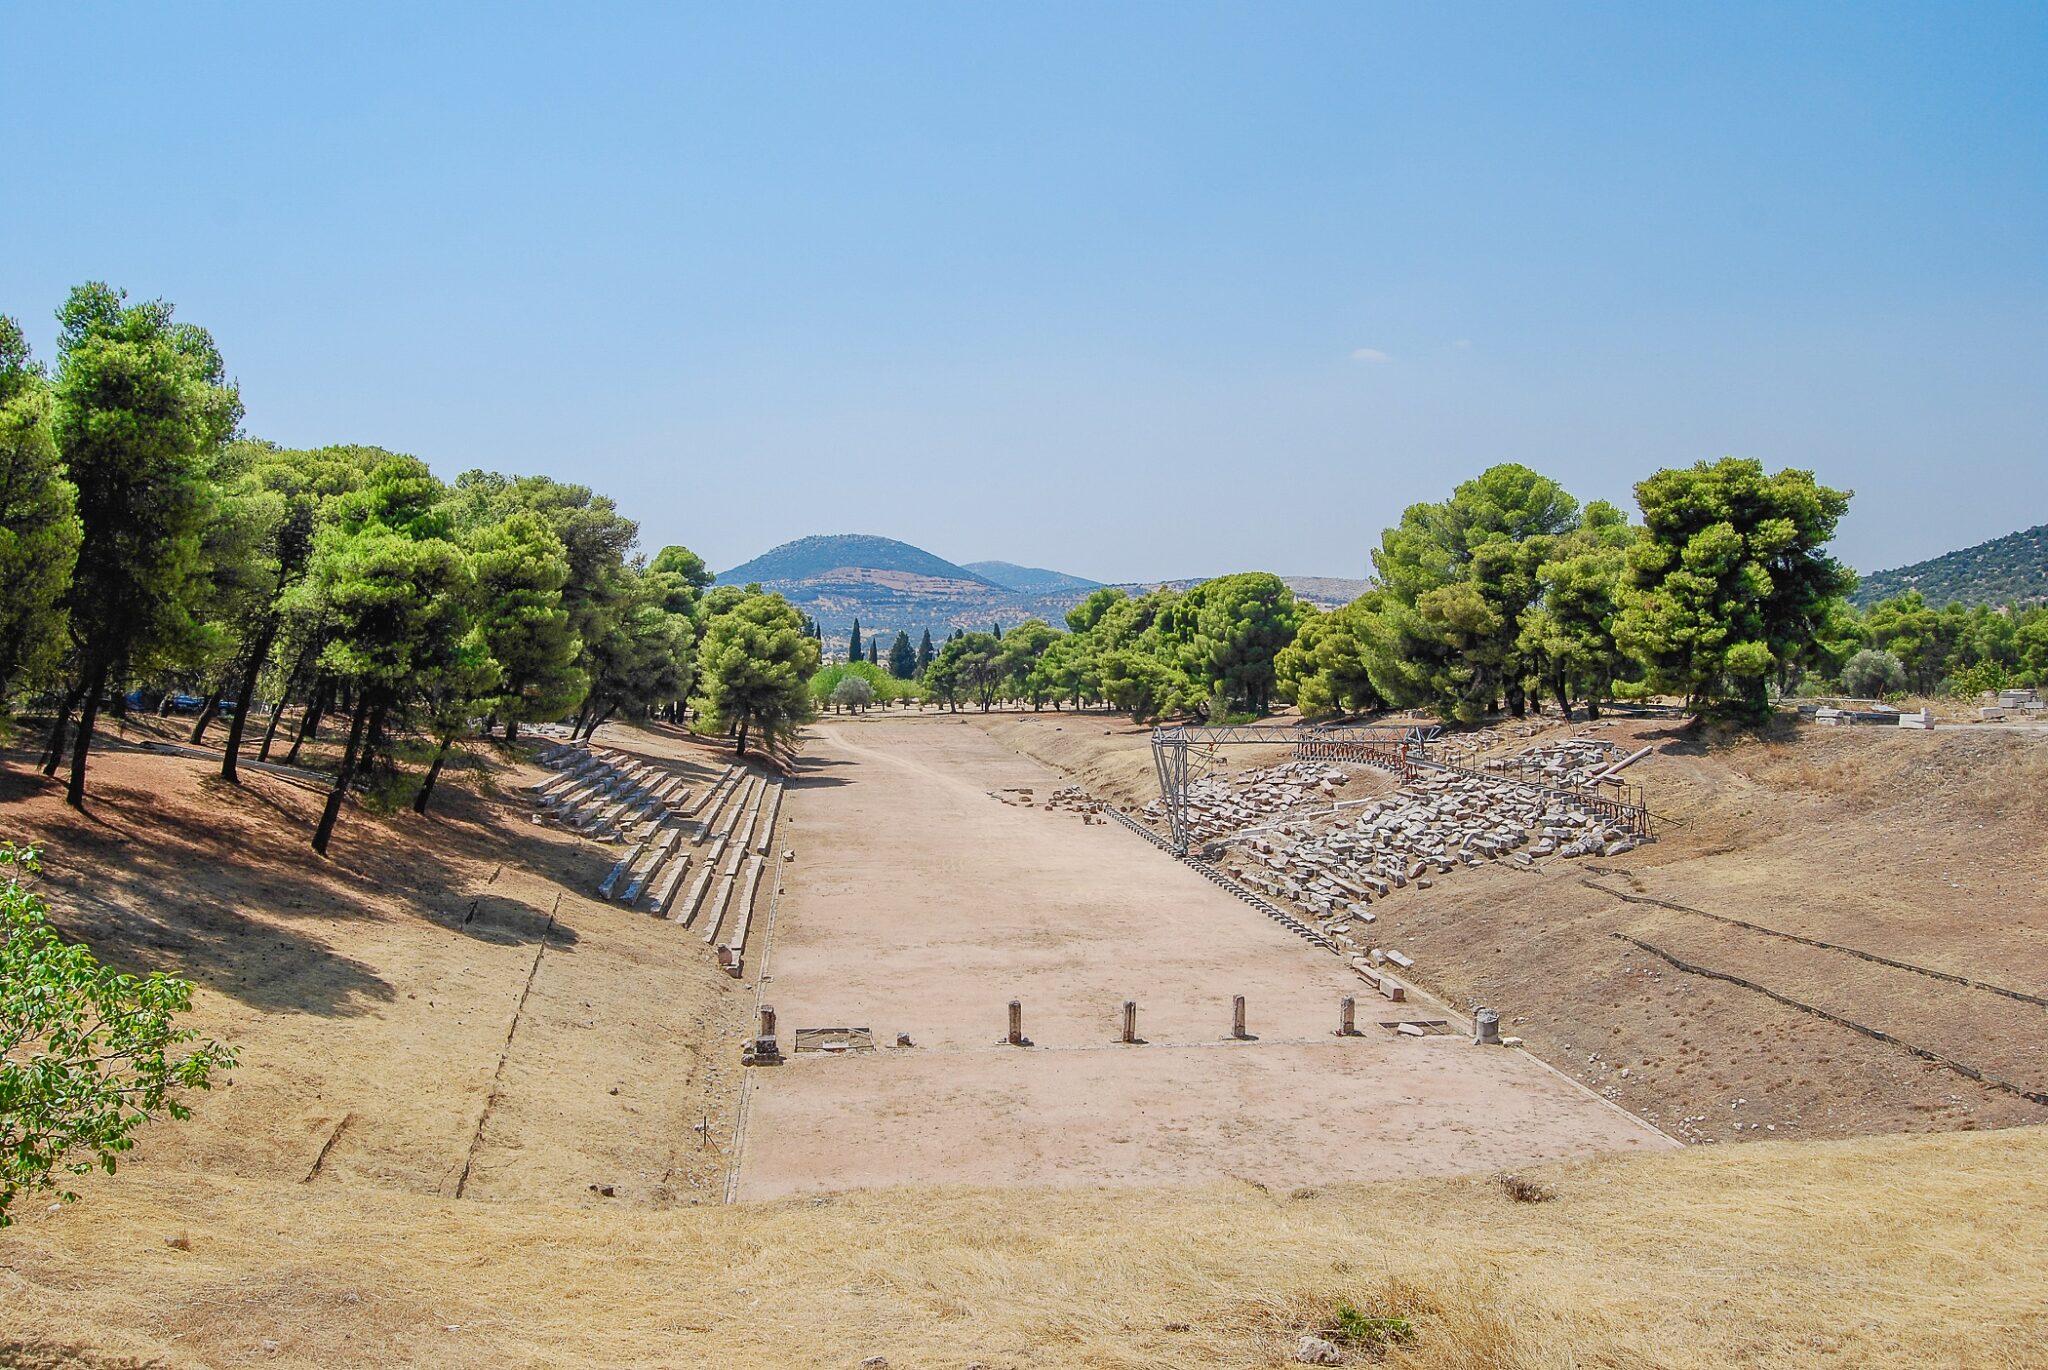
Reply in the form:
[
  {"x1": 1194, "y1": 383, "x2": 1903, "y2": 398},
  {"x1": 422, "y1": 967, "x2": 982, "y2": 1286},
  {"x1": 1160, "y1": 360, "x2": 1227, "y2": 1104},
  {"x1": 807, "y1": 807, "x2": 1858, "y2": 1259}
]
[
  {"x1": 1481, "y1": 736, "x2": 1620, "y2": 787},
  {"x1": 1219, "y1": 770, "x2": 1645, "y2": 948},
  {"x1": 1429, "y1": 717, "x2": 1621, "y2": 768},
  {"x1": 1044, "y1": 786, "x2": 1109, "y2": 825},
  {"x1": 1138, "y1": 760, "x2": 1351, "y2": 842}
]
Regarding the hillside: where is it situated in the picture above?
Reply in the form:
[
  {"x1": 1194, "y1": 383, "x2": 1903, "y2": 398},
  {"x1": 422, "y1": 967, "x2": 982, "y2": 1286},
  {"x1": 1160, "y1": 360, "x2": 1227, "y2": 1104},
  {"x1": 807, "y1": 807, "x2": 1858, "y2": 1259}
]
[
  {"x1": 718, "y1": 533, "x2": 1000, "y2": 590},
  {"x1": 1852, "y1": 521, "x2": 2048, "y2": 608},
  {"x1": 1133, "y1": 573, "x2": 1372, "y2": 610},
  {"x1": 719, "y1": 533, "x2": 1375, "y2": 638},
  {"x1": 960, "y1": 559, "x2": 1103, "y2": 595}
]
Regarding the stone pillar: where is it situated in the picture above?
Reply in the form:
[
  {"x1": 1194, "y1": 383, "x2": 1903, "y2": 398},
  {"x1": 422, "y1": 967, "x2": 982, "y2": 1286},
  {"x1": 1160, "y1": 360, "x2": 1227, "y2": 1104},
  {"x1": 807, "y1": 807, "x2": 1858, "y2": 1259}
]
[
  {"x1": 1231, "y1": 994, "x2": 1248, "y2": 1040},
  {"x1": 1121, "y1": 999, "x2": 1138, "y2": 1044},
  {"x1": 1337, "y1": 996, "x2": 1357, "y2": 1037},
  {"x1": 1473, "y1": 1006, "x2": 1502, "y2": 1045},
  {"x1": 1007, "y1": 998, "x2": 1024, "y2": 1046},
  {"x1": 759, "y1": 1004, "x2": 776, "y2": 1038}
]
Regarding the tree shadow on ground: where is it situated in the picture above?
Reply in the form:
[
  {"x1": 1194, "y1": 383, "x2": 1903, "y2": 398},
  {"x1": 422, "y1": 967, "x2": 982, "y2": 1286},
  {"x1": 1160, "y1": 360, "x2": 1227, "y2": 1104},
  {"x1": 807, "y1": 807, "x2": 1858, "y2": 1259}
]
[
  {"x1": 27, "y1": 861, "x2": 396, "y2": 1019},
  {"x1": 784, "y1": 755, "x2": 854, "y2": 791},
  {"x1": 438, "y1": 892, "x2": 581, "y2": 949},
  {"x1": 2, "y1": 755, "x2": 399, "y2": 1017}
]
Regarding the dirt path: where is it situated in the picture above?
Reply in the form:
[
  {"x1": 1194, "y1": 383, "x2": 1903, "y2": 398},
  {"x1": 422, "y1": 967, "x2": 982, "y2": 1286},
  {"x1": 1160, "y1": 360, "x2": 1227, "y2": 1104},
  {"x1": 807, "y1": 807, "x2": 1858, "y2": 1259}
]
[{"x1": 733, "y1": 717, "x2": 1670, "y2": 1197}]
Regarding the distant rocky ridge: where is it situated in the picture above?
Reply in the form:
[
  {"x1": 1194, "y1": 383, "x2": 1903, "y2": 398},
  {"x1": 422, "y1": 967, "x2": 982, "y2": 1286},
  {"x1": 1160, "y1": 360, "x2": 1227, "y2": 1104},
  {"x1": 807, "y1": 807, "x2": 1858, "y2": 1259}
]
[
  {"x1": 1851, "y1": 522, "x2": 2048, "y2": 609},
  {"x1": 718, "y1": 534, "x2": 1370, "y2": 642},
  {"x1": 960, "y1": 561, "x2": 1104, "y2": 596}
]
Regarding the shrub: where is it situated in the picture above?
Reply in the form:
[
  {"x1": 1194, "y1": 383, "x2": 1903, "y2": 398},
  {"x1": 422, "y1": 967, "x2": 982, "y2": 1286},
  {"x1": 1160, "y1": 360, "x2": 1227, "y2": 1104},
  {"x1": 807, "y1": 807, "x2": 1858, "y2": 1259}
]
[
  {"x1": 1947, "y1": 660, "x2": 2016, "y2": 698},
  {"x1": 831, "y1": 675, "x2": 875, "y2": 712},
  {"x1": 0, "y1": 844, "x2": 235, "y2": 1225},
  {"x1": 1840, "y1": 648, "x2": 1906, "y2": 700},
  {"x1": 1331, "y1": 1301, "x2": 1415, "y2": 1349}
]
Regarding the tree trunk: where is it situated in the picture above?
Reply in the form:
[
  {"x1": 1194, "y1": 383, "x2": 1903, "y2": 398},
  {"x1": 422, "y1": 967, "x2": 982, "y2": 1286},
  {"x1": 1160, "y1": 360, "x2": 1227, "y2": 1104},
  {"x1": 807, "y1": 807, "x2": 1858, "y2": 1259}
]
[
  {"x1": 734, "y1": 713, "x2": 750, "y2": 757},
  {"x1": 365, "y1": 707, "x2": 389, "y2": 769},
  {"x1": 221, "y1": 625, "x2": 279, "y2": 782},
  {"x1": 312, "y1": 701, "x2": 375, "y2": 855},
  {"x1": 414, "y1": 735, "x2": 453, "y2": 815},
  {"x1": 256, "y1": 698, "x2": 287, "y2": 763},
  {"x1": 287, "y1": 678, "x2": 330, "y2": 764},
  {"x1": 186, "y1": 686, "x2": 224, "y2": 745},
  {"x1": 65, "y1": 655, "x2": 111, "y2": 809},
  {"x1": 258, "y1": 661, "x2": 305, "y2": 764},
  {"x1": 42, "y1": 679, "x2": 85, "y2": 776},
  {"x1": 505, "y1": 717, "x2": 520, "y2": 744}
]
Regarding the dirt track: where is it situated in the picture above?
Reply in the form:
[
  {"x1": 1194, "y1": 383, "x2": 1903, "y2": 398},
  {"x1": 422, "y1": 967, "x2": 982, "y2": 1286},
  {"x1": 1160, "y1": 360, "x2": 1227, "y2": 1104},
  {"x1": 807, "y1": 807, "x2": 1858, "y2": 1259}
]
[{"x1": 734, "y1": 717, "x2": 1670, "y2": 1197}]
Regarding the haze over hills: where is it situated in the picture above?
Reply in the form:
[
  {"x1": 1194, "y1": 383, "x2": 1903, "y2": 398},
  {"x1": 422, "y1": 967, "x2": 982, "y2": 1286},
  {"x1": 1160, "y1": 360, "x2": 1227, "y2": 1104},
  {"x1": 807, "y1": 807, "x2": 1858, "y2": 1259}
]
[
  {"x1": 718, "y1": 533, "x2": 1369, "y2": 641},
  {"x1": 1852, "y1": 522, "x2": 2048, "y2": 609},
  {"x1": 960, "y1": 561, "x2": 1103, "y2": 596}
]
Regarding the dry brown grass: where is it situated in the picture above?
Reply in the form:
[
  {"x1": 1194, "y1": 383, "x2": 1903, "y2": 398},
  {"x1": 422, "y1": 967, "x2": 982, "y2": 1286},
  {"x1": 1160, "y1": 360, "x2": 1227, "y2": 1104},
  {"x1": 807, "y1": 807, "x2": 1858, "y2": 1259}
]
[{"x1": 3, "y1": 1127, "x2": 2042, "y2": 1368}]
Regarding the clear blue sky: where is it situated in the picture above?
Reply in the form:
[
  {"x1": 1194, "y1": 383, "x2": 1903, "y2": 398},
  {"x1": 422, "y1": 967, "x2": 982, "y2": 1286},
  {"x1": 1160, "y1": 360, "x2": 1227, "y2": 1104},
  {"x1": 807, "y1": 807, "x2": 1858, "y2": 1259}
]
[{"x1": 5, "y1": 3, "x2": 2042, "y2": 583}]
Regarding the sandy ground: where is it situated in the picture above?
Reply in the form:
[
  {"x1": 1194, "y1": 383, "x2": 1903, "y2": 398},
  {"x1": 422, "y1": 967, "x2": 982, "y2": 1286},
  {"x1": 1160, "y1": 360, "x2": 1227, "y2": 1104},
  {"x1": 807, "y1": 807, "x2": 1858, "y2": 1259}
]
[
  {"x1": 734, "y1": 717, "x2": 1668, "y2": 1198},
  {"x1": 974, "y1": 710, "x2": 2048, "y2": 1146}
]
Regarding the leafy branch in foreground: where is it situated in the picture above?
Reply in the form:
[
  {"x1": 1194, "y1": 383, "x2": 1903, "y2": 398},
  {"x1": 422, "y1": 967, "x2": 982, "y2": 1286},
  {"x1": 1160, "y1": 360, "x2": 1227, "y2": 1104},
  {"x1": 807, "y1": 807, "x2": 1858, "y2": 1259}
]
[{"x1": 0, "y1": 843, "x2": 235, "y2": 1225}]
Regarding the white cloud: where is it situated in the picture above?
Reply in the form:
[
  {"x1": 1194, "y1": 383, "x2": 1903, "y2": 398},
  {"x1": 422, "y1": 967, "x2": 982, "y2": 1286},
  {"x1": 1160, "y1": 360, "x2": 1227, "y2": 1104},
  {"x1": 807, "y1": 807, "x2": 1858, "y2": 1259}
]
[
  {"x1": 1451, "y1": 338, "x2": 1472, "y2": 350},
  {"x1": 1350, "y1": 347, "x2": 1392, "y2": 363}
]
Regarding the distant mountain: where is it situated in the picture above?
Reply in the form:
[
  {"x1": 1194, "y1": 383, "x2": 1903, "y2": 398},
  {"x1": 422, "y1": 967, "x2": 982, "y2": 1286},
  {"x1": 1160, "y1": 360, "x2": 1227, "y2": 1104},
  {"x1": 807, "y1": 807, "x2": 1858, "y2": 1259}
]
[
  {"x1": 1276, "y1": 576, "x2": 1371, "y2": 610},
  {"x1": 717, "y1": 534, "x2": 1066, "y2": 641},
  {"x1": 718, "y1": 533, "x2": 1374, "y2": 642},
  {"x1": 719, "y1": 534, "x2": 1001, "y2": 590},
  {"x1": 1851, "y1": 523, "x2": 2048, "y2": 609},
  {"x1": 961, "y1": 561, "x2": 1103, "y2": 596},
  {"x1": 1126, "y1": 575, "x2": 1370, "y2": 610}
]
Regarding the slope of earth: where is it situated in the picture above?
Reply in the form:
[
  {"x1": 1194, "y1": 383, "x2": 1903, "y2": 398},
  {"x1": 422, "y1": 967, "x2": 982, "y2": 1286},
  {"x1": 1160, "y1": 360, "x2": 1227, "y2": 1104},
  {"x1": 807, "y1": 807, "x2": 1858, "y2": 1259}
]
[
  {"x1": 733, "y1": 716, "x2": 1664, "y2": 1199},
  {"x1": 974, "y1": 711, "x2": 2048, "y2": 1147},
  {"x1": 2, "y1": 721, "x2": 2045, "y2": 1368},
  {"x1": 0, "y1": 724, "x2": 755, "y2": 1208}
]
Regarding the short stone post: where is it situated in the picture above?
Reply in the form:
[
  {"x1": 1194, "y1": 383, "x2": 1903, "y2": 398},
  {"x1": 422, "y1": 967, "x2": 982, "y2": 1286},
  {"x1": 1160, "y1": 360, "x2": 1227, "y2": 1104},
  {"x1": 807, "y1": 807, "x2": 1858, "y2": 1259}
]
[
  {"x1": 1007, "y1": 998, "x2": 1024, "y2": 1046},
  {"x1": 759, "y1": 1004, "x2": 776, "y2": 1038},
  {"x1": 1473, "y1": 1006, "x2": 1502, "y2": 1045},
  {"x1": 1121, "y1": 999, "x2": 1139, "y2": 1044},
  {"x1": 1337, "y1": 996, "x2": 1358, "y2": 1037},
  {"x1": 1231, "y1": 994, "x2": 1248, "y2": 1040}
]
